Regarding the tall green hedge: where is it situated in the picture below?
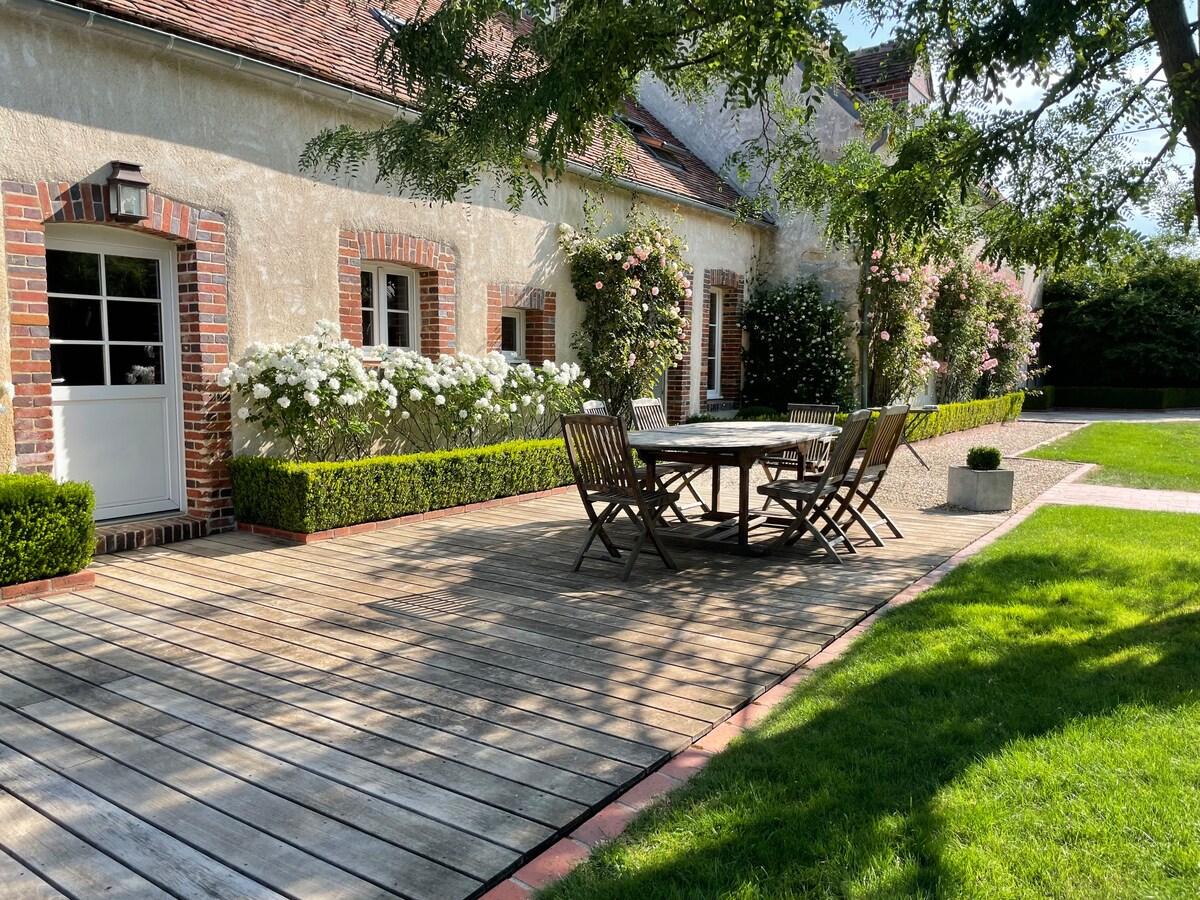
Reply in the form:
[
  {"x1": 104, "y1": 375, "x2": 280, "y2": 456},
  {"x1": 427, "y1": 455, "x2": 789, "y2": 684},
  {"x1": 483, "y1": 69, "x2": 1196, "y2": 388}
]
[
  {"x1": 230, "y1": 439, "x2": 574, "y2": 533},
  {"x1": 1, "y1": 475, "x2": 94, "y2": 587},
  {"x1": 1021, "y1": 386, "x2": 1200, "y2": 410}
]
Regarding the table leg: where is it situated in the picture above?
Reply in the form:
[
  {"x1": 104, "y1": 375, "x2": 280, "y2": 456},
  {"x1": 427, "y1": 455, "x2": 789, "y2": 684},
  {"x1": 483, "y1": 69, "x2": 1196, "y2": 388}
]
[
  {"x1": 710, "y1": 463, "x2": 721, "y2": 514},
  {"x1": 645, "y1": 456, "x2": 658, "y2": 490},
  {"x1": 738, "y1": 459, "x2": 751, "y2": 549}
]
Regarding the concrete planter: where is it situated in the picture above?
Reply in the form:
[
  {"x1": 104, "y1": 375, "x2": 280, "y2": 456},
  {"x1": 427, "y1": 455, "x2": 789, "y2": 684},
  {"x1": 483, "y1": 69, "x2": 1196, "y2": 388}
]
[{"x1": 948, "y1": 466, "x2": 1014, "y2": 512}]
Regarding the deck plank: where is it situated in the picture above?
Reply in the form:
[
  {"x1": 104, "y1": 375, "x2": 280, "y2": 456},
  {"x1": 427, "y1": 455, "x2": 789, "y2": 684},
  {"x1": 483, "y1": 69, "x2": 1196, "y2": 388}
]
[{"x1": 0, "y1": 497, "x2": 995, "y2": 899}]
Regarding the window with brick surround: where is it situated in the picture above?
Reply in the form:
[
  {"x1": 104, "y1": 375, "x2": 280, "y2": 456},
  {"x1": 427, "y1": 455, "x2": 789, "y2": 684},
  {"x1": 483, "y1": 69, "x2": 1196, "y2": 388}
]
[{"x1": 360, "y1": 264, "x2": 418, "y2": 350}]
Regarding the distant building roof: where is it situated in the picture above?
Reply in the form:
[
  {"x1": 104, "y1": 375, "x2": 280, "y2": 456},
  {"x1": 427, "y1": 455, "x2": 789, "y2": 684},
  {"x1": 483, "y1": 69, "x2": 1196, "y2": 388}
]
[
  {"x1": 61, "y1": 0, "x2": 739, "y2": 212},
  {"x1": 849, "y1": 41, "x2": 929, "y2": 103}
]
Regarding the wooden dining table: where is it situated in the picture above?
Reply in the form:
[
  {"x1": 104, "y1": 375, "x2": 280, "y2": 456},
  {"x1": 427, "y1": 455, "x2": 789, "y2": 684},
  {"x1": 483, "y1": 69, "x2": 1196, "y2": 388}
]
[{"x1": 629, "y1": 420, "x2": 841, "y2": 555}]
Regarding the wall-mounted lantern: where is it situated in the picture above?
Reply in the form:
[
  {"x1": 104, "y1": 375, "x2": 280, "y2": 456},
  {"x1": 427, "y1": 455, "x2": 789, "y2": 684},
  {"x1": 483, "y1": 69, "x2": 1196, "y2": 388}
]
[{"x1": 105, "y1": 161, "x2": 150, "y2": 222}]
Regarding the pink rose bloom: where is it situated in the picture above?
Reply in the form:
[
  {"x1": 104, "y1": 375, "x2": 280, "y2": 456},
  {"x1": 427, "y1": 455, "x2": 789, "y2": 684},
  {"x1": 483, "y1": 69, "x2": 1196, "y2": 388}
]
[
  {"x1": 622, "y1": 262, "x2": 631, "y2": 270},
  {"x1": 938, "y1": 361, "x2": 949, "y2": 374},
  {"x1": 629, "y1": 287, "x2": 637, "y2": 296},
  {"x1": 628, "y1": 354, "x2": 636, "y2": 365},
  {"x1": 871, "y1": 249, "x2": 883, "y2": 260},
  {"x1": 880, "y1": 330, "x2": 890, "y2": 341},
  {"x1": 651, "y1": 286, "x2": 659, "y2": 296},
  {"x1": 595, "y1": 281, "x2": 604, "y2": 290}
]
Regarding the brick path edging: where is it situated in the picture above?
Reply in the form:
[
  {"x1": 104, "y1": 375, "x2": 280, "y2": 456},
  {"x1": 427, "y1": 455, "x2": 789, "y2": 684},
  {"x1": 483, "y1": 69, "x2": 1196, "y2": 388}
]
[
  {"x1": 237, "y1": 486, "x2": 576, "y2": 544},
  {"x1": 1, "y1": 570, "x2": 96, "y2": 606},
  {"x1": 480, "y1": 463, "x2": 1097, "y2": 899}
]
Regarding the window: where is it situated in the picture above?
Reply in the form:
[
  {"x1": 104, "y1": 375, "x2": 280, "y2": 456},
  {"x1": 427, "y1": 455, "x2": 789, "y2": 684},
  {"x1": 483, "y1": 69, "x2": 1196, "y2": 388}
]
[
  {"x1": 361, "y1": 265, "x2": 417, "y2": 350},
  {"x1": 612, "y1": 115, "x2": 688, "y2": 171},
  {"x1": 706, "y1": 289, "x2": 721, "y2": 398},
  {"x1": 47, "y1": 248, "x2": 166, "y2": 386},
  {"x1": 500, "y1": 309, "x2": 525, "y2": 359}
]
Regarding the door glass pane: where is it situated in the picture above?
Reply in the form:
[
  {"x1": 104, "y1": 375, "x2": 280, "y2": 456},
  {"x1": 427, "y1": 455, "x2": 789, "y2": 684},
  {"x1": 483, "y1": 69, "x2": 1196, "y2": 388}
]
[
  {"x1": 108, "y1": 300, "x2": 162, "y2": 343},
  {"x1": 51, "y1": 344, "x2": 105, "y2": 386},
  {"x1": 706, "y1": 292, "x2": 719, "y2": 392},
  {"x1": 109, "y1": 345, "x2": 164, "y2": 385},
  {"x1": 362, "y1": 309, "x2": 376, "y2": 346},
  {"x1": 47, "y1": 250, "x2": 101, "y2": 296},
  {"x1": 387, "y1": 311, "x2": 410, "y2": 349},
  {"x1": 49, "y1": 297, "x2": 103, "y2": 340},
  {"x1": 385, "y1": 273, "x2": 409, "y2": 311},
  {"x1": 105, "y1": 255, "x2": 160, "y2": 299}
]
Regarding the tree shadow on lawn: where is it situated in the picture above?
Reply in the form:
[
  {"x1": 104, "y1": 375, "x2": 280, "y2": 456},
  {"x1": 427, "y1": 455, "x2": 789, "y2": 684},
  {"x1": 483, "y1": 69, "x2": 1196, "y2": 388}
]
[{"x1": 544, "y1": 532, "x2": 1200, "y2": 899}]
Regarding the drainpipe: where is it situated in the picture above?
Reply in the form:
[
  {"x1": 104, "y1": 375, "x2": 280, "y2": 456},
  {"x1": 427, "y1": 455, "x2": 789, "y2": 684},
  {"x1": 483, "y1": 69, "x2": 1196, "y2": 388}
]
[{"x1": 3, "y1": 0, "x2": 770, "y2": 228}]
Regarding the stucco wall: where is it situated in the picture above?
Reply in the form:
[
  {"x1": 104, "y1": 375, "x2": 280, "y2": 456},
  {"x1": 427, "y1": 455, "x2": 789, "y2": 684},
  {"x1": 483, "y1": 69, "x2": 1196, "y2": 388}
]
[
  {"x1": 637, "y1": 75, "x2": 862, "y2": 301},
  {"x1": 0, "y1": 7, "x2": 762, "y2": 465}
]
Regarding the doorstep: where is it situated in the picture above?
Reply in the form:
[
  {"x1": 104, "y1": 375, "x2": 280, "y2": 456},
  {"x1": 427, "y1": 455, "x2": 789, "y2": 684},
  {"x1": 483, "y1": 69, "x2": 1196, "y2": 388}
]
[{"x1": 94, "y1": 514, "x2": 209, "y2": 556}]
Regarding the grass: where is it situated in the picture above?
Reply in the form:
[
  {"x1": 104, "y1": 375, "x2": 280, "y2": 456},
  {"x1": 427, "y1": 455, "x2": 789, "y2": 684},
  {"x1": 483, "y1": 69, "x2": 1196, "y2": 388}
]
[
  {"x1": 542, "y1": 506, "x2": 1200, "y2": 899},
  {"x1": 1023, "y1": 422, "x2": 1200, "y2": 492}
]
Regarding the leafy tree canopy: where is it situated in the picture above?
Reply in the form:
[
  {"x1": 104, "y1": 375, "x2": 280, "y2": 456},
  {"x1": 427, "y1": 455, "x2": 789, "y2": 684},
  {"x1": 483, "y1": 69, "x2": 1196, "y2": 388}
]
[{"x1": 301, "y1": 0, "x2": 1200, "y2": 267}]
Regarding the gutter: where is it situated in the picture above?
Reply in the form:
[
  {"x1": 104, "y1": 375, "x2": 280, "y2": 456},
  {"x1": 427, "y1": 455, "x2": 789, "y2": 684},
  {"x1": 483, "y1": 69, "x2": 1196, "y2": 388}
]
[{"x1": 3, "y1": 0, "x2": 768, "y2": 227}]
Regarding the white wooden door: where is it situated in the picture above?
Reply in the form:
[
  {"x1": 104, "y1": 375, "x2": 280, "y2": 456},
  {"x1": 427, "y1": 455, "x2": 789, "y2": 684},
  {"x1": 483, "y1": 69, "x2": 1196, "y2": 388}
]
[{"x1": 46, "y1": 227, "x2": 183, "y2": 521}]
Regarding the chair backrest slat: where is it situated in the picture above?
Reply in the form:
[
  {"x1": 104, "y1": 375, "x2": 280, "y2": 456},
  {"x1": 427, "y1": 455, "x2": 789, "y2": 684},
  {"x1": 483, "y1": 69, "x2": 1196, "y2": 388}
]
[
  {"x1": 787, "y1": 403, "x2": 839, "y2": 426},
  {"x1": 581, "y1": 399, "x2": 609, "y2": 416},
  {"x1": 562, "y1": 414, "x2": 641, "y2": 499},
  {"x1": 631, "y1": 397, "x2": 670, "y2": 431},
  {"x1": 862, "y1": 404, "x2": 910, "y2": 473},
  {"x1": 819, "y1": 409, "x2": 872, "y2": 489}
]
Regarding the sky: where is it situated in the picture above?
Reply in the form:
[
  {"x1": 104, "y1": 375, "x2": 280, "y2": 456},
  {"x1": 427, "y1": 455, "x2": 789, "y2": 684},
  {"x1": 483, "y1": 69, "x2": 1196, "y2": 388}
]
[{"x1": 830, "y1": 8, "x2": 1190, "y2": 236}]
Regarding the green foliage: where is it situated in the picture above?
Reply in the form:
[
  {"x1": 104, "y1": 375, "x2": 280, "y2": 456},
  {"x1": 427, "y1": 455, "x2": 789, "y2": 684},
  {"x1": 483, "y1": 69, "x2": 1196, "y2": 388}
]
[
  {"x1": 1041, "y1": 250, "x2": 1200, "y2": 389},
  {"x1": 1021, "y1": 386, "x2": 1055, "y2": 410},
  {"x1": 563, "y1": 207, "x2": 689, "y2": 419},
  {"x1": 733, "y1": 405, "x2": 782, "y2": 421},
  {"x1": 1023, "y1": 423, "x2": 1200, "y2": 492},
  {"x1": 741, "y1": 278, "x2": 856, "y2": 412},
  {"x1": 230, "y1": 439, "x2": 573, "y2": 533},
  {"x1": 0, "y1": 475, "x2": 94, "y2": 586},
  {"x1": 967, "y1": 446, "x2": 1002, "y2": 471},
  {"x1": 543, "y1": 506, "x2": 1200, "y2": 898},
  {"x1": 1036, "y1": 386, "x2": 1200, "y2": 410},
  {"x1": 833, "y1": 393, "x2": 1025, "y2": 450}
]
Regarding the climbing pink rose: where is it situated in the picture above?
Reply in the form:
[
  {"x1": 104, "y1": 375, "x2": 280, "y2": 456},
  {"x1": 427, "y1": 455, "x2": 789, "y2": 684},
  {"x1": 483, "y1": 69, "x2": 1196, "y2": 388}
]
[{"x1": 880, "y1": 330, "x2": 890, "y2": 341}]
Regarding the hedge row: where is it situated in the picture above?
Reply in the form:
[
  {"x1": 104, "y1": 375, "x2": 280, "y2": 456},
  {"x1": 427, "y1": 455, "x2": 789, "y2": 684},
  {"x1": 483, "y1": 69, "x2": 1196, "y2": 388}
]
[
  {"x1": 1022, "y1": 385, "x2": 1200, "y2": 410},
  {"x1": 230, "y1": 439, "x2": 574, "y2": 534},
  {"x1": 1, "y1": 474, "x2": 94, "y2": 587}
]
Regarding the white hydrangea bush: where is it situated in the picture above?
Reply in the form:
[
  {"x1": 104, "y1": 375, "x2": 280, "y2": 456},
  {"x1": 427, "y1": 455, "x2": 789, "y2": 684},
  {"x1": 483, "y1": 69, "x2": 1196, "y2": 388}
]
[{"x1": 219, "y1": 321, "x2": 590, "y2": 461}]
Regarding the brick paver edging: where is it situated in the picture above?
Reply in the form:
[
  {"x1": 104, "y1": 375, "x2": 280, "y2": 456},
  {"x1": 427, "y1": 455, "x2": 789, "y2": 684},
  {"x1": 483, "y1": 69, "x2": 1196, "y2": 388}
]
[
  {"x1": 1, "y1": 571, "x2": 96, "y2": 606},
  {"x1": 237, "y1": 486, "x2": 577, "y2": 544},
  {"x1": 480, "y1": 463, "x2": 1096, "y2": 899}
]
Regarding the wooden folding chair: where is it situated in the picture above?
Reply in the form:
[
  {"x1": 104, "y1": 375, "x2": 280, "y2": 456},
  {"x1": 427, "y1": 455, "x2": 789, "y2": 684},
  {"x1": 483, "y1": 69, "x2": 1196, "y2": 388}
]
[
  {"x1": 827, "y1": 404, "x2": 910, "y2": 546},
  {"x1": 630, "y1": 397, "x2": 710, "y2": 515},
  {"x1": 561, "y1": 413, "x2": 679, "y2": 581},
  {"x1": 757, "y1": 408, "x2": 873, "y2": 563},
  {"x1": 759, "y1": 403, "x2": 838, "y2": 509}
]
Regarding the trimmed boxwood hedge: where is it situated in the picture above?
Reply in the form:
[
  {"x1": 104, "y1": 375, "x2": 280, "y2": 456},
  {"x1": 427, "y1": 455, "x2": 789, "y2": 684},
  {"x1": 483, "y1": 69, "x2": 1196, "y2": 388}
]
[
  {"x1": 1022, "y1": 385, "x2": 1200, "y2": 410},
  {"x1": 835, "y1": 392, "x2": 1025, "y2": 446},
  {"x1": 1, "y1": 474, "x2": 94, "y2": 587},
  {"x1": 230, "y1": 439, "x2": 575, "y2": 534}
]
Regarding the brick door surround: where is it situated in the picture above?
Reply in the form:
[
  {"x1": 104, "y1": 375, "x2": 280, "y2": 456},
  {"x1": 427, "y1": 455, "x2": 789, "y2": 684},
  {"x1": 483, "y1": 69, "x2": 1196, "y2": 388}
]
[{"x1": 2, "y1": 179, "x2": 233, "y2": 528}]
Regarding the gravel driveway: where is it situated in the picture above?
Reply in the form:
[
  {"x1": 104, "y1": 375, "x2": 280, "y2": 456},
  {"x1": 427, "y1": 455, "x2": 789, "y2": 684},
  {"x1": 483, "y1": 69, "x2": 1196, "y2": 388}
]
[{"x1": 686, "y1": 419, "x2": 1083, "y2": 515}]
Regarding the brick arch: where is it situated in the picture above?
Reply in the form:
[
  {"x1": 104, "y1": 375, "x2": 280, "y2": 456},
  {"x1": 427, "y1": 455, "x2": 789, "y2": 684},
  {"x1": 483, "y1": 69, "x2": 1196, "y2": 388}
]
[
  {"x1": 2, "y1": 179, "x2": 233, "y2": 528},
  {"x1": 338, "y1": 229, "x2": 457, "y2": 356}
]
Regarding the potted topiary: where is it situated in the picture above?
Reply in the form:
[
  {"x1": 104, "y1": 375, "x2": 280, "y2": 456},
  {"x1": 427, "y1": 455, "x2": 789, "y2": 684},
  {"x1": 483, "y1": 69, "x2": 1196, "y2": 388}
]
[{"x1": 948, "y1": 446, "x2": 1014, "y2": 511}]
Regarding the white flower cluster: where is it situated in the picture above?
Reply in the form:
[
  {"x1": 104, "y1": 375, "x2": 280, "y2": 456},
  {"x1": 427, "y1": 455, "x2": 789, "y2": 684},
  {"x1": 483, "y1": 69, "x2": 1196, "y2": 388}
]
[
  {"x1": 219, "y1": 321, "x2": 590, "y2": 460},
  {"x1": 0, "y1": 381, "x2": 13, "y2": 416}
]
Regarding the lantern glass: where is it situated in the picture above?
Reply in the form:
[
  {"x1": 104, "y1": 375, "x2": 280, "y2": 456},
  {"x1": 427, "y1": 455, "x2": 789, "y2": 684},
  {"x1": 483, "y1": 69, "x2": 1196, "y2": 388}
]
[{"x1": 111, "y1": 182, "x2": 146, "y2": 218}]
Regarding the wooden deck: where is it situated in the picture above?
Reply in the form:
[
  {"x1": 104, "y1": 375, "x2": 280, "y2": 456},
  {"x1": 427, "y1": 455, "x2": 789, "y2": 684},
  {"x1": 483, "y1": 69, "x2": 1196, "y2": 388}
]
[{"x1": 0, "y1": 495, "x2": 996, "y2": 899}]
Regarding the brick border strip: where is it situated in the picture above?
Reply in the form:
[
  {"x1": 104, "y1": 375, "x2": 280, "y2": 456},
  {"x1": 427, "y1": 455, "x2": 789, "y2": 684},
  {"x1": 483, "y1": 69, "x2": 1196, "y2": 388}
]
[
  {"x1": 238, "y1": 486, "x2": 576, "y2": 544},
  {"x1": 481, "y1": 462, "x2": 1097, "y2": 899},
  {"x1": 1, "y1": 571, "x2": 95, "y2": 606}
]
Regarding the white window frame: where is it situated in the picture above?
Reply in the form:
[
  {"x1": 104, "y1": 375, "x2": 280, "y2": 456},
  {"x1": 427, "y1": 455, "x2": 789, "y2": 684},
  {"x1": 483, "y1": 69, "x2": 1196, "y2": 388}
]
[
  {"x1": 706, "y1": 288, "x2": 722, "y2": 399},
  {"x1": 500, "y1": 308, "x2": 525, "y2": 360},
  {"x1": 361, "y1": 264, "x2": 419, "y2": 351}
]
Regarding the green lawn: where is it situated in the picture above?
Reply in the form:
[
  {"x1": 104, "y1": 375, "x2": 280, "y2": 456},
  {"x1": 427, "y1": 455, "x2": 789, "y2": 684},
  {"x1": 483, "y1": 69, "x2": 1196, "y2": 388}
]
[
  {"x1": 543, "y1": 506, "x2": 1200, "y2": 899},
  {"x1": 1023, "y1": 422, "x2": 1200, "y2": 492}
]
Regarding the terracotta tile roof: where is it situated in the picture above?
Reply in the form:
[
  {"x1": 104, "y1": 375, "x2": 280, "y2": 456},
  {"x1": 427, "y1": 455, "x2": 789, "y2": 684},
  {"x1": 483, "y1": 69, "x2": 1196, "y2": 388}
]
[
  {"x1": 65, "y1": 0, "x2": 741, "y2": 212},
  {"x1": 849, "y1": 41, "x2": 917, "y2": 91}
]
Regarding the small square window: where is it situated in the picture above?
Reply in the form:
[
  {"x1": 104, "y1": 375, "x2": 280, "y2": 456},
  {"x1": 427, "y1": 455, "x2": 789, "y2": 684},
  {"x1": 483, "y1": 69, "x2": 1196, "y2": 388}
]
[
  {"x1": 501, "y1": 310, "x2": 524, "y2": 359},
  {"x1": 361, "y1": 265, "x2": 417, "y2": 350}
]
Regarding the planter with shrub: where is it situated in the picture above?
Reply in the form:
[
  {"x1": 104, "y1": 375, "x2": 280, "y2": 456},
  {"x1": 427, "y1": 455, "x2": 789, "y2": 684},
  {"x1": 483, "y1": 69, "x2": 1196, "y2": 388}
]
[
  {"x1": 948, "y1": 446, "x2": 1013, "y2": 511},
  {"x1": 1, "y1": 474, "x2": 95, "y2": 593}
]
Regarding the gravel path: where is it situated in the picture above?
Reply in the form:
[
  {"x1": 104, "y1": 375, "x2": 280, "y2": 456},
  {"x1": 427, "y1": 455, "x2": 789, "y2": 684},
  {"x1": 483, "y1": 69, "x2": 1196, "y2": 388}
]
[{"x1": 687, "y1": 420, "x2": 1083, "y2": 516}]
